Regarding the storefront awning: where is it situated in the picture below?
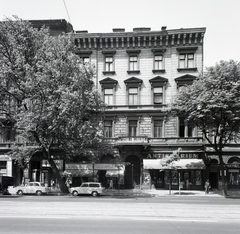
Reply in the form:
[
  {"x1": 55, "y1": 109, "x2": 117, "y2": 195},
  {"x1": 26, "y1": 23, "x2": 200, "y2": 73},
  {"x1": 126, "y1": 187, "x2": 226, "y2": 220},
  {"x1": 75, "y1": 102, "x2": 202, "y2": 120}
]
[
  {"x1": 143, "y1": 159, "x2": 206, "y2": 170},
  {"x1": 63, "y1": 169, "x2": 98, "y2": 177},
  {"x1": 105, "y1": 169, "x2": 124, "y2": 177}
]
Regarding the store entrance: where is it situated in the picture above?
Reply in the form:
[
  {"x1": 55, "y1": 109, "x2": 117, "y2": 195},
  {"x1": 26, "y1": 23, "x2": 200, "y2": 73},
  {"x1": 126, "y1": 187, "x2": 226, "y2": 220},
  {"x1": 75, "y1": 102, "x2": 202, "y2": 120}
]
[{"x1": 125, "y1": 155, "x2": 140, "y2": 189}]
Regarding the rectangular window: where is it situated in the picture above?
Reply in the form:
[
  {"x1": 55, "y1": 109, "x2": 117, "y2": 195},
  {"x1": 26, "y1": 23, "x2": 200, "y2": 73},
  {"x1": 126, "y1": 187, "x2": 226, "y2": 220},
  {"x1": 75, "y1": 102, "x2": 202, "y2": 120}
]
[
  {"x1": 104, "y1": 89, "x2": 113, "y2": 105},
  {"x1": 104, "y1": 120, "x2": 113, "y2": 138},
  {"x1": 179, "y1": 53, "x2": 194, "y2": 68},
  {"x1": 153, "y1": 87, "x2": 163, "y2": 104},
  {"x1": 179, "y1": 117, "x2": 185, "y2": 137},
  {"x1": 129, "y1": 56, "x2": 138, "y2": 71},
  {"x1": 105, "y1": 56, "x2": 113, "y2": 71},
  {"x1": 154, "y1": 120, "x2": 163, "y2": 137},
  {"x1": 179, "y1": 117, "x2": 195, "y2": 137},
  {"x1": 129, "y1": 120, "x2": 137, "y2": 137},
  {"x1": 154, "y1": 55, "x2": 163, "y2": 70},
  {"x1": 129, "y1": 88, "x2": 138, "y2": 105},
  {"x1": 80, "y1": 57, "x2": 90, "y2": 64}
]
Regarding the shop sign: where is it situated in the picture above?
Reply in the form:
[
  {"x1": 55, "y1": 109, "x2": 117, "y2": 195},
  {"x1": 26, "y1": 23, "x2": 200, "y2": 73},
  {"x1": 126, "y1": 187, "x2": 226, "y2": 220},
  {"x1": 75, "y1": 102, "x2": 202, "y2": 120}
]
[
  {"x1": 147, "y1": 153, "x2": 199, "y2": 159},
  {"x1": 65, "y1": 163, "x2": 124, "y2": 170},
  {"x1": 42, "y1": 160, "x2": 63, "y2": 170},
  {"x1": 211, "y1": 163, "x2": 240, "y2": 168}
]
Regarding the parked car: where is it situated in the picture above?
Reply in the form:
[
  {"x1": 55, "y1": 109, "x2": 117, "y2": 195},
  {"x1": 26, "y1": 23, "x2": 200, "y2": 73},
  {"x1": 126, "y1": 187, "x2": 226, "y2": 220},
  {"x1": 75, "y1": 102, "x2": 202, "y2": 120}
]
[
  {"x1": 69, "y1": 182, "x2": 105, "y2": 197},
  {"x1": 8, "y1": 182, "x2": 49, "y2": 196}
]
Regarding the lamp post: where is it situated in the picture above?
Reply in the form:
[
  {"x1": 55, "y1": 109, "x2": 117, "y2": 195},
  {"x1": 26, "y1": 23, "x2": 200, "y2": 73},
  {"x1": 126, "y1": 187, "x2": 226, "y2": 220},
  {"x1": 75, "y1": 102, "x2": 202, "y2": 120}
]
[
  {"x1": 132, "y1": 164, "x2": 134, "y2": 189},
  {"x1": 92, "y1": 162, "x2": 95, "y2": 182}
]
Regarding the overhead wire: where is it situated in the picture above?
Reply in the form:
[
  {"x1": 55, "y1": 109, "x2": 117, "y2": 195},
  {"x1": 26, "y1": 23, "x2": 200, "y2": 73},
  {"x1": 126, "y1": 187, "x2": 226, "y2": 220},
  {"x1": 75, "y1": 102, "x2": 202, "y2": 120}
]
[{"x1": 63, "y1": 0, "x2": 72, "y2": 24}]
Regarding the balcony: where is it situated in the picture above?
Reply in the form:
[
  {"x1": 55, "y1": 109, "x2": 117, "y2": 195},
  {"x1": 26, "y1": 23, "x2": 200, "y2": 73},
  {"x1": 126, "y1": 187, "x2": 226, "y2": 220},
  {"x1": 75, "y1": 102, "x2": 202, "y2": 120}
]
[
  {"x1": 118, "y1": 135, "x2": 149, "y2": 146},
  {"x1": 104, "y1": 136, "x2": 204, "y2": 147},
  {"x1": 149, "y1": 137, "x2": 204, "y2": 146}
]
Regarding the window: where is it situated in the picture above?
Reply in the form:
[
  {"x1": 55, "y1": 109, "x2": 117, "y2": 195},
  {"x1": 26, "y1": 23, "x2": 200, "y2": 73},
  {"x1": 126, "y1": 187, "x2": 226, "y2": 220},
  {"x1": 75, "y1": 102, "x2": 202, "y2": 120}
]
[
  {"x1": 126, "y1": 50, "x2": 141, "y2": 74},
  {"x1": 129, "y1": 120, "x2": 138, "y2": 137},
  {"x1": 105, "y1": 56, "x2": 114, "y2": 72},
  {"x1": 80, "y1": 56, "x2": 90, "y2": 64},
  {"x1": 149, "y1": 76, "x2": 168, "y2": 105},
  {"x1": 179, "y1": 53, "x2": 194, "y2": 68},
  {"x1": 179, "y1": 117, "x2": 195, "y2": 137},
  {"x1": 104, "y1": 120, "x2": 113, "y2": 138},
  {"x1": 176, "y1": 47, "x2": 197, "y2": 71},
  {"x1": 102, "y1": 51, "x2": 116, "y2": 75},
  {"x1": 129, "y1": 56, "x2": 138, "y2": 71},
  {"x1": 104, "y1": 88, "x2": 113, "y2": 105},
  {"x1": 154, "y1": 120, "x2": 163, "y2": 137},
  {"x1": 153, "y1": 87, "x2": 163, "y2": 104},
  {"x1": 129, "y1": 88, "x2": 138, "y2": 105},
  {"x1": 154, "y1": 55, "x2": 163, "y2": 70}
]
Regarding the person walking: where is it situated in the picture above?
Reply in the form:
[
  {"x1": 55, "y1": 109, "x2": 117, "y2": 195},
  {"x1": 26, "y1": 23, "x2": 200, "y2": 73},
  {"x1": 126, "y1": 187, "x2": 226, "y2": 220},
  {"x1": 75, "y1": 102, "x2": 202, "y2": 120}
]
[
  {"x1": 109, "y1": 179, "x2": 114, "y2": 189},
  {"x1": 205, "y1": 179, "x2": 210, "y2": 194}
]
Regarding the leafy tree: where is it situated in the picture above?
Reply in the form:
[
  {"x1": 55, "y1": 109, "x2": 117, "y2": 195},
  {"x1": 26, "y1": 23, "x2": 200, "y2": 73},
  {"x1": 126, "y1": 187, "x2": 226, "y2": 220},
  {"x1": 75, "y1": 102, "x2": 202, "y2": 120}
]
[
  {"x1": 0, "y1": 17, "x2": 106, "y2": 193},
  {"x1": 170, "y1": 60, "x2": 240, "y2": 196}
]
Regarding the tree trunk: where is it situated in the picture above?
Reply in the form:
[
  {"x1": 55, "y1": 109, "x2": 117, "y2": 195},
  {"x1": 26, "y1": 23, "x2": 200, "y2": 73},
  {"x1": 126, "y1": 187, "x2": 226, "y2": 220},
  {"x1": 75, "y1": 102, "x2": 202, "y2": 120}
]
[
  {"x1": 48, "y1": 157, "x2": 69, "y2": 193},
  {"x1": 218, "y1": 151, "x2": 228, "y2": 197}
]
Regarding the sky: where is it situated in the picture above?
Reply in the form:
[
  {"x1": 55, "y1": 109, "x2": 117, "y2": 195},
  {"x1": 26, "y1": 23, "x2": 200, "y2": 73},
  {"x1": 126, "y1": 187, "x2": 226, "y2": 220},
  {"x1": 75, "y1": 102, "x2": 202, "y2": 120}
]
[{"x1": 1, "y1": 0, "x2": 240, "y2": 67}]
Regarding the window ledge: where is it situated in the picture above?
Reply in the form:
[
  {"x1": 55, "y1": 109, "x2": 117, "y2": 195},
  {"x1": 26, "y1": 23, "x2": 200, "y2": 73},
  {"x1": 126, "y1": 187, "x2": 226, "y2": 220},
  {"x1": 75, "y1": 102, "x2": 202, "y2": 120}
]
[
  {"x1": 127, "y1": 70, "x2": 140, "y2": 74},
  {"x1": 102, "y1": 71, "x2": 116, "y2": 75},
  {"x1": 177, "y1": 68, "x2": 197, "y2": 72},
  {"x1": 152, "y1": 69, "x2": 166, "y2": 74}
]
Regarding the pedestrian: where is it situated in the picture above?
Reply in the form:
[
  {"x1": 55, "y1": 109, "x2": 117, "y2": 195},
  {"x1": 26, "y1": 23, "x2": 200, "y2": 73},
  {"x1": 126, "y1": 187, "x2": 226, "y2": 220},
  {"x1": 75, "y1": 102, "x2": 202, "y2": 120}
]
[
  {"x1": 109, "y1": 179, "x2": 113, "y2": 189},
  {"x1": 205, "y1": 179, "x2": 210, "y2": 194}
]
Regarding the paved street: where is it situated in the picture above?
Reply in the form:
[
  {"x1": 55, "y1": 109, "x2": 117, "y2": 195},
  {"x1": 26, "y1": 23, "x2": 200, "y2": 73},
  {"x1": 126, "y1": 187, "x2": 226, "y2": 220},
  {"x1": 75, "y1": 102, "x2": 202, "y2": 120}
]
[{"x1": 1, "y1": 192, "x2": 240, "y2": 233}]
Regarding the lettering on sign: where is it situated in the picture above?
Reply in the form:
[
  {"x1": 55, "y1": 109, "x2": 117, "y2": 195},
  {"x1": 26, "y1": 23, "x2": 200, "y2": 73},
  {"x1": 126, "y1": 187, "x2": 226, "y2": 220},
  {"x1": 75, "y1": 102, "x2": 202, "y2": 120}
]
[{"x1": 147, "y1": 153, "x2": 199, "y2": 159}]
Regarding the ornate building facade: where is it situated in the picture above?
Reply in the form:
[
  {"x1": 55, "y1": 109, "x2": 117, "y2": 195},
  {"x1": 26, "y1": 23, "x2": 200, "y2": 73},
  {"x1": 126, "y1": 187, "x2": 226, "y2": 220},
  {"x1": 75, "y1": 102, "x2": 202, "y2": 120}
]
[{"x1": 73, "y1": 26, "x2": 207, "y2": 189}]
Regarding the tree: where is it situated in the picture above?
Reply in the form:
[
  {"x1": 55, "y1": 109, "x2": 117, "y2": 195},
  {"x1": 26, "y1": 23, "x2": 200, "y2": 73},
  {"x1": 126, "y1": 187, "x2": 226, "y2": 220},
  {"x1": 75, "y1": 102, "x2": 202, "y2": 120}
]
[
  {"x1": 0, "y1": 17, "x2": 106, "y2": 193},
  {"x1": 170, "y1": 60, "x2": 240, "y2": 196}
]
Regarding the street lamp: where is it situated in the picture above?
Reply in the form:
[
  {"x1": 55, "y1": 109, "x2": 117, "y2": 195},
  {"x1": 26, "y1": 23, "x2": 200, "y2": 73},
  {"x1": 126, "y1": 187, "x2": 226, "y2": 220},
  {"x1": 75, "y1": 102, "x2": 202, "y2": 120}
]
[
  {"x1": 92, "y1": 162, "x2": 95, "y2": 182},
  {"x1": 132, "y1": 164, "x2": 134, "y2": 189}
]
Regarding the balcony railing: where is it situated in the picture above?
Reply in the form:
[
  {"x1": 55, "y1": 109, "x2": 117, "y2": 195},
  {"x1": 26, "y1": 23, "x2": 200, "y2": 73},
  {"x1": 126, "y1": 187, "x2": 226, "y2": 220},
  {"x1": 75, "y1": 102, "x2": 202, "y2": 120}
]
[{"x1": 104, "y1": 136, "x2": 204, "y2": 146}]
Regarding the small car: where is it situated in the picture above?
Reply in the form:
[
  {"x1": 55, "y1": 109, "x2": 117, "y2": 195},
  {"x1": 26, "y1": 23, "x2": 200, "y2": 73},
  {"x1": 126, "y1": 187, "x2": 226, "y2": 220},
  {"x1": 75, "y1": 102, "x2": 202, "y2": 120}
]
[
  {"x1": 8, "y1": 182, "x2": 49, "y2": 196},
  {"x1": 69, "y1": 182, "x2": 105, "y2": 197}
]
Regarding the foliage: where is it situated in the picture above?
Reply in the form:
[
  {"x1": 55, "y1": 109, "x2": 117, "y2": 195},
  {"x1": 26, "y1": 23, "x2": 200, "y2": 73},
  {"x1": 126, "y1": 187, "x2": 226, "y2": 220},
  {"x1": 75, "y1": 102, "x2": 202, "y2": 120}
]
[
  {"x1": 171, "y1": 60, "x2": 240, "y2": 195},
  {"x1": 0, "y1": 17, "x2": 106, "y2": 192}
]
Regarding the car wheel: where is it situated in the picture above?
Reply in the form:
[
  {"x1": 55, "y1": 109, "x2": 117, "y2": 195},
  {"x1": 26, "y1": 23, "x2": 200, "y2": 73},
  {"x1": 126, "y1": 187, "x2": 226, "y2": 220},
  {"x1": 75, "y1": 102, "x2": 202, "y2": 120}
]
[
  {"x1": 72, "y1": 191, "x2": 78, "y2": 196},
  {"x1": 36, "y1": 190, "x2": 42, "y2": 196},
  {"x1": 92, "y1": 191, "x2": 98, "y2": 197},
  {"x1": 17, "y1": 190, "x2": 23, "y2": 196}
]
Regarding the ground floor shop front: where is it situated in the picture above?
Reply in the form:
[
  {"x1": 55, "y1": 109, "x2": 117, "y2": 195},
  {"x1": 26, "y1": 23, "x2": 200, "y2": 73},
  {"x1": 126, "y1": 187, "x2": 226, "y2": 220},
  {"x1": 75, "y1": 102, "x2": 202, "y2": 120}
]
[{"x1": 142, "y1": 158, "x2": 206, "y2": 190}]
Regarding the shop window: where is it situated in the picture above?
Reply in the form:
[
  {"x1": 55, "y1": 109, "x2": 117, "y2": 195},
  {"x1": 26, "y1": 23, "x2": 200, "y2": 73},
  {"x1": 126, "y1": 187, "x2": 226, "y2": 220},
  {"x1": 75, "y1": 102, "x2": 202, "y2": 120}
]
[
  {"x1": 104, "y1": 120, "x2": 113, "y2": 138},
  {"x1": 228, "y1": 169, "x2": 240, "y2": 186}
]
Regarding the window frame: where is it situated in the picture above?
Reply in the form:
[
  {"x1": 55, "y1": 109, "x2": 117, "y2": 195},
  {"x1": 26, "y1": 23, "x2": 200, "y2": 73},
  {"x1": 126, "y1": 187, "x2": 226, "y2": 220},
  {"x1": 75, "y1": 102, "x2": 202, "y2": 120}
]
[
  {"x1": 102, "y1": 51, "x2": 116, "y2": 75},
  {"x1": 153, "y1": 119, "x2": 164, "y2": 138},
  {"x1": 126, "y1": 50, "x2": 141, "y2": 74},
  {"x1": 178, "y1": 117, "x2": 196, "y2": 137},
  {"x1": 176, "y1": 47, "x2": 198, "y2": 72},
  {"x1": 104, "y1": 120, "x2": 113, "y2": 138}
]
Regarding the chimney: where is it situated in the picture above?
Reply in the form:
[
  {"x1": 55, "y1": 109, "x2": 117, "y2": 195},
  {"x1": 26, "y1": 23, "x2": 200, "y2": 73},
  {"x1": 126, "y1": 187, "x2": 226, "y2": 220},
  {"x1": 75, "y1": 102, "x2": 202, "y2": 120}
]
[
  {"x1": 161, "y1": 26, "x2": 167, "y2": 31},
  {"x1": 133, "y1": 27, "x2": 151, "y2": 32},
  {"x1": 113, "y1": 28, "x2": 125, "y2": 32}
]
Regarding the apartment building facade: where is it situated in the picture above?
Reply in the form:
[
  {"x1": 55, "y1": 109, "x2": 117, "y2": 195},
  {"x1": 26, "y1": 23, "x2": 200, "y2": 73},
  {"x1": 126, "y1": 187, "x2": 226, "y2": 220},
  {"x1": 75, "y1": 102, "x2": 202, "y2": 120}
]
[{"x1": 73, "y1": 26, "x2": 207, "y2": 190}]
